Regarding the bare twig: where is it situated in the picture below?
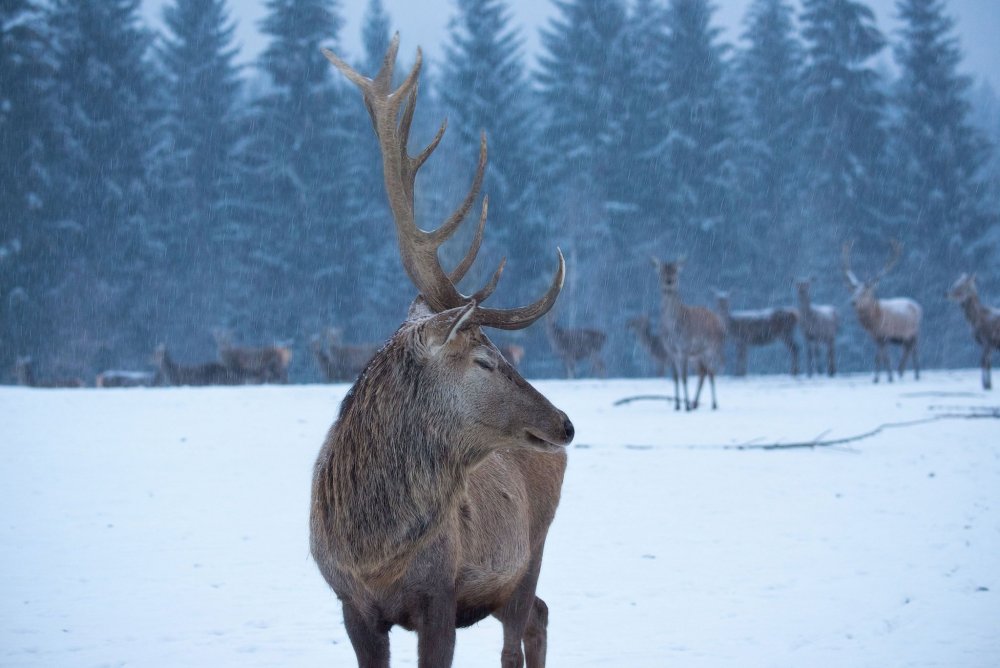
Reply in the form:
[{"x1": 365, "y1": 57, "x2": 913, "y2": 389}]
[{"x1": 613, "y1": 394, "x2": 677, "y2": 406}]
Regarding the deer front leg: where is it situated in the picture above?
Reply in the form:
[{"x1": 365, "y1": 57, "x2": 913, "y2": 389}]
[
  {"x1": 416, "y1": 591, "x2": 457, "y2": 668},
  {"x1": 873, "y1": 343, "x2": 885, "y2": 383},
  {"x1": 681, "y1": 358, "x2": 691, "y2": 411},
  {"x1": 692, "y1": 364, "x2": 706, "y2": 410},
  {"x1": 787, "y1": 336, "x2": 799, "y2": 377},
  {"x1": 827, "y1": 340, "x2": 836, "y2": 377},
  {"x1": 983, "y1": 345, "x2": 992, "y2": 390},
  {"x1": 805, "y1": 339, "x2": 815, "y2": 377},
  {"x1": 342, "y1": 601, "x2": 390, "y2": 668}
]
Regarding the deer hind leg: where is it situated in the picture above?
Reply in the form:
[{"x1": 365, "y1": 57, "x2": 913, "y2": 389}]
[
  {"x1": 592, "y1": 354, "x2": 606, "y2": 378},
  {"x1": 681, "y1": 358, "x2": 692, "y2": 411},
  {"x1": 342, "y1": 601, "x2": 390, "y2": 668},
  {"x1": 497, "y1": 559, "x2": 546, "y2": 668},
  {"x1": 897, "y1": 340, "x2": 913, "y2": 380},
  {"x1": 787, "y1": 335, "x2": 800, "y2": 377},
  {"x1": 912, "y1": 338, "x2": 920, "y2": 380},
  {"x1": 805, "y1": 339, "x2": 815, "y2": 377},
  {"x1": 523, "y1": 597, "x2": 549, "y2": 668}
]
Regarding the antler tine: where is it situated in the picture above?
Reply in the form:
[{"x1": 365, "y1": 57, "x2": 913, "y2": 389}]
[
  {"x1": 874, "y1": 239, "x2": 902, "y2": 282},
  {"x1": 841, "y1": 240, "x2": 861, "y2": 288},
  {"x1": 429, "y1": 133, "x2": 488, "y2": 246},
  {"x1": 474, "y1": 250, "x2": 565, "y2": 331},
  {"x1": 449, "y1": 195, "x2": 489, "y2": 284},
  {"x1": 470, "y1": 257, "x2": 506, "y2": 303}
]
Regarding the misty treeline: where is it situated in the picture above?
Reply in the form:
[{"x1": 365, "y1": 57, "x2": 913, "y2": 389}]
[{"x1": 1, "y1": 0, "x2": 998, "y2": 382}]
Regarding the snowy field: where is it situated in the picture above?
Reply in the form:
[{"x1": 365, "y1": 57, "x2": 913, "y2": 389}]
[{"x1": 1, "y1": 370, "x2": 998, "y2": 667}]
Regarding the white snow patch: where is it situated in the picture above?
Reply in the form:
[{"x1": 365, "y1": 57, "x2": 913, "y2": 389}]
[{"x1": 1, "y1": 371, "x2": 998, "y2": 666}]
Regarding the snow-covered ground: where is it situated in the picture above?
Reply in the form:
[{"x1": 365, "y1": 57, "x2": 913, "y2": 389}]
[{"x1": 1, "y1": 370, "x2": 998, "y2": 667}]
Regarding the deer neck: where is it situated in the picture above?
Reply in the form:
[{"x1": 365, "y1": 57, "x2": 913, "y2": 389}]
[
  {"x1": 323, "y1": 343, "x2": 483, "y2": 585},
  {"x1": 660, "y1": 289, "x2": 684, "y2": 334},
  {"x1": 855, "y1": 297, "x2": 883, "y2": 334},
  {"x1": 960, "y1": 293, "x2": 986, "y2": 329}
]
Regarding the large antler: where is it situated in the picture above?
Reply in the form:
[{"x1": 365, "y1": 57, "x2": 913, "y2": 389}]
[{"x1": 323, "y1": 34, "x2": 563, "y2": 330}]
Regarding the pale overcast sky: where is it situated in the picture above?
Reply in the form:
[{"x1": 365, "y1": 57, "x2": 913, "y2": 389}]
[{"x1": 141, "y1": 0, "x2": 1000, "y2": 90}]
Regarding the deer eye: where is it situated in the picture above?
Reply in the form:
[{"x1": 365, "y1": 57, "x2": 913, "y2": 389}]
[{"x1": 474, "y1": 358, "x2": 495, "y2": 372}]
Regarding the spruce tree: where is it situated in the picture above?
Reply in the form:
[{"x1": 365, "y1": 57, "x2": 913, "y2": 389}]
[
  {"x1": 892, "y1": 0, "x2": 990, "y2": 258},
  {"x1": 45, "y1": 0, "x2": 160, "y2": 372},
  {"x1": 244, "y1": 0, "x2": 357, "y2": 355},
  {"x1": 0, "y1": 0, "x2": 51, "y2": 367},
  {"x1": 891, "y1": 0, "x2": 993, "y2": 366},
  {"x1": 535, "y1": 0, "x2": 630, "y2": 373},
  {"x1": 156, "y1": 0, "x2": 244, "y2": 340},
  {"x1": 360, "y1": 0, "x2": 391, "y2": 75},
  {"x1": 735, "y1": 0, "x2": 803, "y2": 284},
  {"x1": 659, "y1": 0, "x2": 735, "y2": 265},
  {"x1": 799, "y1": 0, "x2": 887, "y2": 250},
  {"x1": 439, "y1": 0, "x2": 538, "y2": 292}
]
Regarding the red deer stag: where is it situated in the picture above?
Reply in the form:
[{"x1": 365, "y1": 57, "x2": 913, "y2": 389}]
[
  {"x1": 842, "y1": 241, "x2": 922, "y2": 383},
  {"x1": 948, "y1": 273, "x2": 1000, "y2": 390},
  {"x1": 310, "y1": 328, "x2": 381, "y2": 382},
  {"x1": 152, "y1": 344, "x2": 242, "y2": 386},
  {"x1": 794, "y1": 277, "x2": 839, "y2": 377},
  {"x1": 713, "y1": 290, "x2": 799, "y2": 376},
  {"x1": 544, "y1": 316, "x2": 606, "y2": 378},
  {"x1": 312, "y1": 36, "x2": 574, "y2": 668},
  {"x1": 14, "y1": 356, "x2": 85, "y2": 388},
  {"x1": 213, "y1": 329, "x2": 292, "y2": 383},
  {"x1": 653, "y1": 258, "x2": 725, "y2": 410},
  {"x1": 626, "y1": 314, "x2": 671, "y2": 377}
]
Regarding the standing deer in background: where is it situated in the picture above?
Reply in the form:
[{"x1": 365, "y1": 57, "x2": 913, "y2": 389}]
[
  {"x1": 842, "y1": 240, "x2": 922, "y2": 382},
  {"x1": 313, "y1": 36, "x2": 573, "y2": 668},
  {"x1": 213, "y1": 329, "x2": 292, "y2": 383},
  {"x1": 653, "y1": 258, "x2": 725, "y2": 410},
  {"x1": 948, "y1": 273, "x2": 1000, "y2": 390},
  {"x1": 14, "y1": 356, "x2": 85, "y2": 388},
  {"x1": 713, "y1": 290, "x2": 799, "y2": 376},
  {"x1": 544, "y1": 316, "x2": 606, "y2": 378},
  {"x1": 310, "y1": 328, "x2": 380, "y2": 382},
  {"x1": 626, "y1": 314, "x2": 671, "y2": 377},
  {"x1": 153, "y1": 343, "x2": 242, "y2": 386},
  {"x1": 794, "y1": 277, "x2": 839, "y2": 377}
]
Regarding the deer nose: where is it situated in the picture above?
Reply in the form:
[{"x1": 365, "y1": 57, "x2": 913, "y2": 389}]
[{"x1": 562, "y1": 416, "x2": 575, "y2": 442}]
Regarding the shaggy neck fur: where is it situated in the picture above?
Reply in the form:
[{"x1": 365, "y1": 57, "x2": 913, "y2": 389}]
[{"x1": 316, "y1": 324, "x2": 487, "y2": 589}]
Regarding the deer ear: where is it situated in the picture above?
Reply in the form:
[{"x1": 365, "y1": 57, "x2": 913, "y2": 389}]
[{"x1": 422, "y1": 302, "x2": 478, "y2": 352}]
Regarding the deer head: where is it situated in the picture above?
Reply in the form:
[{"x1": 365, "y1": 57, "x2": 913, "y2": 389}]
[
  {"x1": 324, "y1": 35, "x2": 572, "y2": 455},
  {"x1": 651, "y1": 256, "x2": 685, "y2": 294},
  {"x1": 841, "y1": 240, "x2": 901, "y2": 309},
  {"x1": 948, "y1": 273, "x2": 977, "y2": 303}
]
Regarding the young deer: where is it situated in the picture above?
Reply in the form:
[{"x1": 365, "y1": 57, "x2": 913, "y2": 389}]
[
  {"x1": 14, "y1": 356, "x2": 85, "y2": 388},
  {"x1": 313, "y1": 36, "x2": 573, "y2": 668},
  {"x1": 713, "y1": 290, "x2": 799, "y2": 376},
  {"x1": 498, "y1": 343, "x2": 526, "y2": 369},
  {"x1": 626, "y1": 314, "x2": 671, "y2": 377},
  {"x1": 213, "y1": 329, "x2": 292, "y2": 383},
  {"x1": 842, "y1": 240, "x2": 922, "y2": 382},
  {"x1": 152, "y1": 344, "x2": 242, "y2": 386},
  {"x1": 544, "y1": 316, "x2": 606, "y2": 378},
  {"x1": 948, "y1": 273, "x2": 1000, "y2": 390},
  {"x1": 794, "y1": 277, "x2": 839, "y2": 377},
  {"x1": 653, "y1": 258, "x2": 725, "y2": 410}
]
